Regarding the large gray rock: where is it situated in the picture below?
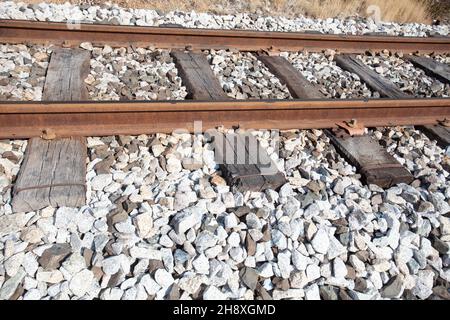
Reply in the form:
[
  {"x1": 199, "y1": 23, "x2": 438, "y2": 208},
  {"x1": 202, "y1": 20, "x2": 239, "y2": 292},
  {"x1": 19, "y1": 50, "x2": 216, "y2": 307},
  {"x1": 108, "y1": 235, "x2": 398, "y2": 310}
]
[
  {"x1": 311, "y1": 228, "x2": 330, "y2": 254},
  {"x1": 0, "y1": 268, "x2": 26, "y2": 300}
]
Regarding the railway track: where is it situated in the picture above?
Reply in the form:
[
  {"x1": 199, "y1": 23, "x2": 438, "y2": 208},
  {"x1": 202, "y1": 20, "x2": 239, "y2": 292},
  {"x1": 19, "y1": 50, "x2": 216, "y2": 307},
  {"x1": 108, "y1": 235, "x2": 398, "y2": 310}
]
[
  {"x1": 1, "y1": 19, "x2": 450, "y2": 209},
  {"x1": 2, "y1": 19, "x2": 450, "y2": 53},
  {"x1": 0, "y1": 98, "x2": 449, "y2": 138},
  {"x1": 0, "y1": 20, "x2": 449, "y2": 138}
]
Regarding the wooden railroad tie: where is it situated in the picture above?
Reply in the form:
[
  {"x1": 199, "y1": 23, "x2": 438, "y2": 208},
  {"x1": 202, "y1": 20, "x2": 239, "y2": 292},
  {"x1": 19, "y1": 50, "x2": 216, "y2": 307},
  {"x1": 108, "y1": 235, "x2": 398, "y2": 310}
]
[
  {"x1": 257, "y1": 55, "x2": 324, "y2": 99},
  {"x1": 212, "y1": 132, "x2": 286, "y2": 192},
  {"x1": 405, "y1": 55, "x2": 450, "y2": 85},
  {"x1": 171, "y1": 51, "x2": 230, "y2": 100},
  {"x1": 334, "y1": 54, "x2": 410, "y2": 99},
  {"x1": 12, "y1": 48, "x2": 89, "y2": 212},
  {"x1": 337, "y1": 54, "x2": 450, "y2": 149},
  {"x1": 172, "y1": 50, "x2": 286, "y2": 192},
  {"x1": 258, "y1": 54, "x2": 414, "y2": 188},
  {"x1": 403, "y1": 55, "x2": 450, "y2": 148}
]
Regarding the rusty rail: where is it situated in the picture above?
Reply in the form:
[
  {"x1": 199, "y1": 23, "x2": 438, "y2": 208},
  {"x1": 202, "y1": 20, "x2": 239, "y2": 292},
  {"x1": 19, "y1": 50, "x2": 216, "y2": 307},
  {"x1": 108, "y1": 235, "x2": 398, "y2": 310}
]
[
  {"x1": 1, "y1": 20, "x2": 450, "y2": 139},
  {"x1": 1, "y1": 98, "x2": 449, "y2": 138},
  {"x1": 1, "y1": 19, "x2": 450, "y2": 53}
]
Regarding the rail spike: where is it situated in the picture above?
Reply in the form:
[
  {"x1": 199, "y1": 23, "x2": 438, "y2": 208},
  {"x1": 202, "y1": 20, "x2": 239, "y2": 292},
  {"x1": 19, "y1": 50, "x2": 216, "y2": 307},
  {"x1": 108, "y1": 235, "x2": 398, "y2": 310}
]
[
  {"x1": 41, "y1": 128, "x2": 57, "y2": 140},
  {"x1": 336, "y1": 119, "x2": 367, "y2": 136}
]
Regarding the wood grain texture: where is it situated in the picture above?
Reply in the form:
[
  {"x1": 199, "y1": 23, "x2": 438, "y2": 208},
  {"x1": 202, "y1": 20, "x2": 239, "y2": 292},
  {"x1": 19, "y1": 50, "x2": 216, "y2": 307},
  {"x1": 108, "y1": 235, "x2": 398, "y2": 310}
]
[
  {"x1": 404, "y1": 55, "x2": 450, "y2": 147},
  {"x1": 331, "y1": 53, "x2": 416, "y2": 187},
  {"x1": 335, "y1": 54, "x2": 410, "y2": 98},
  {"x1": 12, "y1": 48, "x2": 89, "y2": 212},
  {"x1": 12, "y1": 137, "x2": 87, "y2": 212},
  {"x1": 42, "y1": 48, "x2": 90, "y2": 101},
  {"x1": 417, "y1": 125, "x2": 450, "y2": 148},
  {"x1": 326, "y1": 133, "x2": 414, "y2": 187},
  {"x1": 256, "y1": 53, "x2": 412, "y2": 188},
  {"x1": 406, "y1": 55, "x2": 450, "y2": 84},
  {"x1": 171, "y1": 51, "x2": 229, "y2": 100},
  {"x1": 257, "y1": 55, "x2": 325, "y2": 99},
  {"x1": 171, "y1": 52, "x2": 284, "y2": 191},
  {"x1": 213, "y1": 132, "x2": 286, "y2": 192}
]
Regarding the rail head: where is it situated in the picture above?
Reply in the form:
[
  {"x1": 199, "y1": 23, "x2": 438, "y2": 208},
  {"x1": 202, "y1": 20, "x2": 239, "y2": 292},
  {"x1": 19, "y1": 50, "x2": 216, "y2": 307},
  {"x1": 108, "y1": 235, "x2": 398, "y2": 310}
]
[
  {"x1": 1, "y1": 97, "x2": 450, "y2": 113},
  {"x1": 1, "y1": 19, "x2": 449, "y2": 53}
]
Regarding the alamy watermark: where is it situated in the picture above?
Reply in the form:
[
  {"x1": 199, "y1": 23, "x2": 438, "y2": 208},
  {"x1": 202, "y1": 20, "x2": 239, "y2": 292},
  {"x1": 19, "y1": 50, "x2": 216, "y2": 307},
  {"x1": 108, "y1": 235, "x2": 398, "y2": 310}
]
[
  {"x1": 66, "y1": 20, "x2": 82, "y2": 30},
  {"x1": 172, "y1": 121, "x2": 280, "y2": 175},
  {"x1": 366, "y1": 4, "x2": 382, "y2": 26}
]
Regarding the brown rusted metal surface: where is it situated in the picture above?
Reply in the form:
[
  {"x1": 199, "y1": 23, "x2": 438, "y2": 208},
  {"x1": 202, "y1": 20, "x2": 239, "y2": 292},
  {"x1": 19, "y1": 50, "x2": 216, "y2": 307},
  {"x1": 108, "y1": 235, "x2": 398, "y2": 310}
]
[
  {"x1": 1, "y1": 20, "x2": 450, "y2": 53},
  {"x1": 1, "y1": 98, "x2": 449, "y2": 138}
]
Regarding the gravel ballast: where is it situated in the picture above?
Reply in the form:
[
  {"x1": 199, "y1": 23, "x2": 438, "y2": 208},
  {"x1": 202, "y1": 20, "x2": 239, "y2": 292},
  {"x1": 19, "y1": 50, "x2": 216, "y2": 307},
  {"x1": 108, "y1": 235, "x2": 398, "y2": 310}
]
[
  {"x1": 356, "y1": 51, "x2": 450, "y2": 98},
  {"x1": 0, "y1": 44, "x2": 50, "y2": 101},
  {"x1": 85, "y1": 45, "x2": 187, "y2": 101},
  {"x1": 284, "y1": 50, "x2": 374, "y2": 99},
  {"x1": 1, "y1": 128, "x2": 449, "y2": 300},
  {"x1": 205, "y1": 50, "x2": 292, "y2": 100}
]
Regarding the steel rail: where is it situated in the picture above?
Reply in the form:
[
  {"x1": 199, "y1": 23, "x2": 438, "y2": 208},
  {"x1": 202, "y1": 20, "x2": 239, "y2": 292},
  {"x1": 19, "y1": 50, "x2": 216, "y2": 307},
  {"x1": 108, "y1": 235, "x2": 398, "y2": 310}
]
[
  {"x1": 1, "y1": 98, "x2": 449, "y2": 138},
  {"x1": 1, "y1": 19, "x2": 450, "y2": 53}
]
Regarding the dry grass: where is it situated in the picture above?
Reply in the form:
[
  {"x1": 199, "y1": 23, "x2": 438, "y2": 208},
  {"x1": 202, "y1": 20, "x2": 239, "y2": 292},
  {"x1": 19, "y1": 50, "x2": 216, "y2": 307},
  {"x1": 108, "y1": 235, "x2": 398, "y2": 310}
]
[
  {"x1": 366, "y1": 0, "x2": 432, "y2": 24},
  {"x1": 12, "y1": 0, "x2": 447, "y2": 24}
]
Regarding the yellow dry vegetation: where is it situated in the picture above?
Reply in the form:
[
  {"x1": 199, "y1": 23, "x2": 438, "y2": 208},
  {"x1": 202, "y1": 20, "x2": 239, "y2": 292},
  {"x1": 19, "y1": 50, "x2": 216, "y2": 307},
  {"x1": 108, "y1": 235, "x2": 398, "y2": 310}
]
[{"x1": 15, "y1": 0, "x2": 435, "y2": 24}]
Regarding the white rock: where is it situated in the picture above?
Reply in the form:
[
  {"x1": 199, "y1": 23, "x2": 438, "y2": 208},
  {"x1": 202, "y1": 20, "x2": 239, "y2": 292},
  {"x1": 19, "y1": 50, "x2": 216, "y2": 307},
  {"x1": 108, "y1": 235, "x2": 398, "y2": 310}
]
[
  {"x1": 207, "y1": 198, "x2": 226, "y2": 215},
  {"x1": 257, "y1": 262, "x2": 274, "y2": 278},
  {"x1": 36, "y1": 270, "x2": 64, "y2": 284},
  {"x1": 306, "y1": 264, "x2": 321, "y2": 282},
  {"x1": 115, "y1": 219, "x2": 136, "y2": 234},
  {"x1": 102, "y1": 256, "x2": 121, "y2": 275},
  {"x1": 0, "y1": 268, "x2": 26, "y2": 300},
  {"x1": 174, "y1": 191, "x2": 198, "y2": 211},
  {"x1": 203, "y1": 286, "x2": 227, "y2": 300},
  {"x1": 272, "y1": 229, "x2": 287, "y2": 250},
  {"x1": 134, "y1": 212, "x2": 154, "y2": 238},
  {"x1": 411, "y1": 270, "x2": 434, "y2": 299},
  {"x1": 140, "y1": 274, "x2": 161, "y2": 295},
  {"x1": 327, "y1": 236, "x2": 347, "y2": 260},
  {"x1": 304, "y1": 283, "x2": 321, "y2": 300},
  {"x1": 349, "y1": 255, "x2": 366, "y2": 272},
  {"x1": 278, "y1": 250, "x2": 293, "y2": 279},
  {"x1": 62, "y1": 253, "x2": 86, "y2": 274},
  {"x1": 222, "y1": 192, "x2": 235, "y2": 208},
  {"x1": 224, "y1": 213, "x2": 239, "y2": 229},
  {"x1": 69, "y1": 269, "x2": 95, "y2": 297},
  {"x1": 166, "y1": 157, "x2": 182, "y2": 173},
  {"x1": 151, "y1": 144, "x2": 165, "y2": 157},
  {"x1": 120, "y1": 278, "x2": 137, "y2": 291},
  {"x1": 171, "y1": 206, "x2": 206, "y2": 234},
  {"x1": 129, "y1": 247, "x2": 162, "y2": 260},
  {"x1": 91, "y1": 174, "x2": 113, "y2": 191},
  {"x1": 23, "y1": 288, "x2": 42, "y2": 300},
  {"x1": 192, "y1": 254, "x2": 210, "y2": 275},
  {"x1": 212, "y1": 55, "x2": 225, "y2": 65},
  {"x1": 22, "y1": 252, "x2": 39, "y2": 277},
  {"x1": 332, "y1": 257, "x2": 347, "y2": 278},
  {"x1": 194, "y1": 230, "x2": 218, "y2": 251},
  {"x1": 80, "y1": 42, "x2": 93, "y2": 50},
  {"x1": 292, "y1": 250, "x2": 309, "y2": 271},
  {"x1": 154, "y1": 269, "x2": 174, "y2": 288},
  {"x1": 54, "y1": 207, "x2": 78, "y2": 229},
  {"x1": 5, "y1": 252, "x2": 25, "y2": 277},
  {"x1": 77, "y1": 211, "x2": 95, "y2": 233},
  {"x1": 0, "y1": 213, "x2": 28, "y2": 237},
  {"x1": 178, "y1": 273, "x2": 206, "y2": 295},
  {"x1": 311, "y1": 228, "x2": 330, "y2": 254},
  {"x1": 227, "y1": 232, "x2": 241, "y2": 247}
]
